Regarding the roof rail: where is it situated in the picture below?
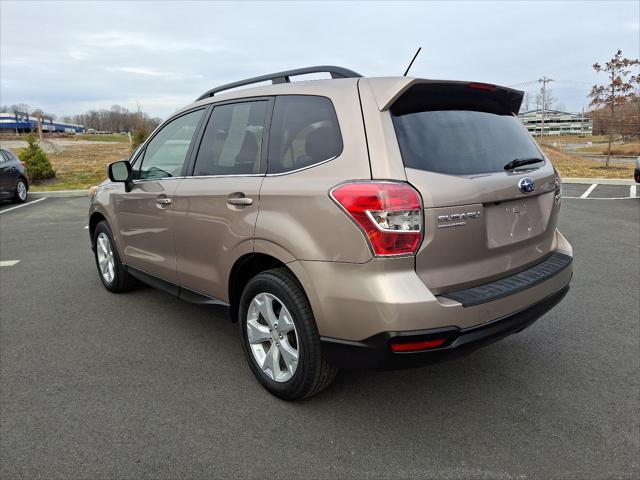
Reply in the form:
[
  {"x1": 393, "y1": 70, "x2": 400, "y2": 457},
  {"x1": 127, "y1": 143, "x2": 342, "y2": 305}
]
[{"x1": 195, "y1": 66, "x2": 363, "y2": 101}]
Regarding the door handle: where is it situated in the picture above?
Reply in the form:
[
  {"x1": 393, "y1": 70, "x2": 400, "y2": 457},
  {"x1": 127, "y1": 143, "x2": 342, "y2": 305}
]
[
  {"x1": 156, "y1": 197, "x2": 172, "y2": 205},
  {"x1": 226, "y1": 197, "x2": 253, "y2": 206}
]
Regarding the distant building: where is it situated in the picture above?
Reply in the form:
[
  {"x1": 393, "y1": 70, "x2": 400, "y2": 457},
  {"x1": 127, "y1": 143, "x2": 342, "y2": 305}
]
[
  {"x1": 518, "y1": 109, "x2": 592, "y2": 136},
  {"x1": 0, "y1": 112, "x2": 85, "y2": 134}
]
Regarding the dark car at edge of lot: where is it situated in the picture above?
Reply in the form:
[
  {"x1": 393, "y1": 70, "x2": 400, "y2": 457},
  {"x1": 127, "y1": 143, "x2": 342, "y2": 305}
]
[{"x1": 0, "y1": 147, "x2": 29, "y2": 203}]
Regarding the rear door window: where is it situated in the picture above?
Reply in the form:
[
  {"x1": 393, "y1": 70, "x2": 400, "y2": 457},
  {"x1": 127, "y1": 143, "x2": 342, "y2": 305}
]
[
  {"x1": 1, "y1": 149, "x2": 17, "y2": 162},
  {"x1": 392, "y1": 110, "x2": 542, "y2": 175},
  {"x1": 193, "y1": 100, "x2": 268, "y2": 176},
  {"x1": 138, "y1": 109, "x2": 204, "y2": 180},
  {"x1": 267, "y1": 96, "x2": 342, "y2": 174}
]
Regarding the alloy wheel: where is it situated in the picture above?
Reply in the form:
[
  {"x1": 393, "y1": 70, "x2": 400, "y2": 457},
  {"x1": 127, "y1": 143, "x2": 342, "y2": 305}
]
[
  {"x1": 96, "y1": 232, "x2": 115, "y2": 284},
  {"x1": 17, "y1": 181, "x2": 27, "y2": 201},
  {"x1": 246, "y1": 292, "x2": 299, "y2": 382}
]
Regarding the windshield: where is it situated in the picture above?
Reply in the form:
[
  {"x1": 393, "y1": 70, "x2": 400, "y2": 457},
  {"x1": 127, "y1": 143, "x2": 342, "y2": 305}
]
[{"x1": 392, "y1": 110, "x2": 542, "y2": 175}]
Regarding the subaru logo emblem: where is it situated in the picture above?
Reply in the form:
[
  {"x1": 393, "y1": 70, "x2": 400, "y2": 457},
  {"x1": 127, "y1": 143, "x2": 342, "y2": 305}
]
[{"x1": 518, "y1": 177, "x2": 535, "y2": 194}]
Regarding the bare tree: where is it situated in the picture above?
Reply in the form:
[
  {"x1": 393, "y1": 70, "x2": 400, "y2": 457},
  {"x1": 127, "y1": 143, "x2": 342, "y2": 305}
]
[
  {"x1": 589, "y1": 49, "x2": 640, "y2": 167},
  {"x1": 620, "y1": 96, "x2": 640, "y2": 142},
  {"x1": 522, "y1": 92, "x2": 531, "y2": 112},
  {"x1": 30, "y1": 109, "x2": 56, "y2": 120},
  {"x1": 10, "y1": 103, "x2": 30, "y2": 114},
  {"x1": 535, "y1": 88, "x2": 556, "y2": 111}
]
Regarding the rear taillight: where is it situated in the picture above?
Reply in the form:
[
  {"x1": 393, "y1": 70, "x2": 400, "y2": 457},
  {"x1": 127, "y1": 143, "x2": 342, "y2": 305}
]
[
  {"x1": 554, "y1": 169, "x2": 562, "y2": 204},
  {"x1": 330, "y1": 181, "x2": 423, "y2": 256}
]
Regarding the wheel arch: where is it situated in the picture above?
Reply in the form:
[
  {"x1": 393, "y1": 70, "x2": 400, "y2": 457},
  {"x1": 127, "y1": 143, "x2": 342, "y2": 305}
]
[
  {"x1": 89, "y1": 211, "x2": 107, "y2": 244},
  {"x1": 229, "y1": 253, "x2": 298, "y2": 323},
  {"x1": 17, "y1": 175, "x2": 29, "y2": 189}
]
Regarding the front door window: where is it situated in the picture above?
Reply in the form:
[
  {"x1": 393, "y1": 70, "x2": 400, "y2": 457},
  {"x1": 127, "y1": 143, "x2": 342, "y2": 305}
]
[{"x1": 138, "y1": 109, "x2": 204, "y2": 180}]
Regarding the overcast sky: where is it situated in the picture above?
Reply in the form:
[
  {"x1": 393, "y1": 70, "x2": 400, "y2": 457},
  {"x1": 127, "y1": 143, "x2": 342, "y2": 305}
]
[{"x1": 1, "y1": 1, "x2": 638, "y2": 119}]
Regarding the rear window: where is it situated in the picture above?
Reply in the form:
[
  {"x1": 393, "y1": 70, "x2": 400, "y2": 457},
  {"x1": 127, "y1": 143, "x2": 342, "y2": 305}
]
[
  {"x1": 267, "y1": 96, "x2": 342, "y2": 174},
  {"x1": 392, "y1": 110, "x2": 542, "y2": 175}
]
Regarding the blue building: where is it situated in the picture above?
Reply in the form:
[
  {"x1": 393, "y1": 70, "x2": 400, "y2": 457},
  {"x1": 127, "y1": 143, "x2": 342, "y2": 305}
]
[{"x1": 0, "y1": 112, "x2": 85, "y2": 134}]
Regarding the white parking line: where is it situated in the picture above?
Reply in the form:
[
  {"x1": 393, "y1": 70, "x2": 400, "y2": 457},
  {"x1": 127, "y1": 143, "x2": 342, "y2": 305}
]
[
  {"x1": 0, "y1": 197, "x2": 46, "y2": 214},
  {"x1": 580, "y1": 184, "x2": 598, "y2": 199},
  {"x1": 564, "y1": 196, "x2": 638, "y2": 200},
  {"x1": 0, "y1": 260, "x2": 20, "y2": 267},
  {"x1": 631, "y1": 185, "x2": 637, "y2": 198}
]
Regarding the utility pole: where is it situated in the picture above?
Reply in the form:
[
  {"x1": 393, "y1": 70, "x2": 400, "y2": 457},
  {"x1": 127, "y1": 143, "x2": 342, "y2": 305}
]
[{"x1": 538, "y1": 75, "x2": 553, "y2": 137}]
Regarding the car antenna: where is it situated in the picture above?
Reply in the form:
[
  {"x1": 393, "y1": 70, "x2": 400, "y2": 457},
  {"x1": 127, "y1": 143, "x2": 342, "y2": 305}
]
[{"x1": 403, "y1": 47, "x2": 422, "y2": 77}]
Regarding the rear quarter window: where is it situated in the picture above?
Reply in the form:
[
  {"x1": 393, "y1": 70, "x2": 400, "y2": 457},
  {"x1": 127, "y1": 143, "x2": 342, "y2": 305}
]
[
  {"x1": 392, "y1": 110, "x2": 542, "y2": 175},
  {"x1": 267, "y1": 96, "x2": 342, "y2": 174}
]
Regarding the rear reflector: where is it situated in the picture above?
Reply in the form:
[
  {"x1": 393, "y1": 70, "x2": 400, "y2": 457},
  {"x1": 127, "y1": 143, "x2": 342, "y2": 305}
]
[
  {"x1": 468, "y1": 82, "x2": 496, "y2": 91},
  {"x1": 330, "y1": 181, "x2": 423, "y2": 256},
  {"x1": 390, "y1": 338, "x2": 447, "y2": 352}
]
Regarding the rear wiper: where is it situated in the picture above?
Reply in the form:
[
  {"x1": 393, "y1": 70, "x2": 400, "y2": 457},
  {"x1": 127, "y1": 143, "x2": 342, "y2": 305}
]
[{"x1": 504, "y1": 157, "x2": 545, "y2": 171}]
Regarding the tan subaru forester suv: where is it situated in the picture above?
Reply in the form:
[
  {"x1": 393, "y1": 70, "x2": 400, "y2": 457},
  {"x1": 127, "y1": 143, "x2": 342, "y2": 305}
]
[{"x1": 89, "y1": 66, "x2": 573, "y2": 400}]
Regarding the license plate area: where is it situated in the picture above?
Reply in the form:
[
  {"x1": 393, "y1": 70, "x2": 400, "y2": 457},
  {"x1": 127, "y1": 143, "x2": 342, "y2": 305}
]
[{"x1": 485, "y1": 197, "x2": 546, "y2": 248}]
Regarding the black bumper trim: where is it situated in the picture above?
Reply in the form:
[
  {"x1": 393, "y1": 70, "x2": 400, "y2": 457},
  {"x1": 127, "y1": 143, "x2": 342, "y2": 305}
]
[
  {"x1": 440, "y1": 252, "x2": 572, "y2": 307},
  {"x1": 321, "y1": 283, "x2": 570, "y2": 370}
]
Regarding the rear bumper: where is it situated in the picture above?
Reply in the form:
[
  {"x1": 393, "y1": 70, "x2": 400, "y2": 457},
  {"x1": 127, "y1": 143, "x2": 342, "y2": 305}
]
[
  {"x1": 322, "y1": 283, "x2": 570, "y2": 369},
  {"x1": 288, "y1": 229, "x2": 573, "y2": 341}
]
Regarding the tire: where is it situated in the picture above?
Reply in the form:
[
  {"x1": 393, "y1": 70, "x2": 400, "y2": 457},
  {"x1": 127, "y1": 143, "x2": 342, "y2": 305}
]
[
  {"x1": 93, "y1": 221, "x2": 136, "y2": 293},
  {"x1": 13, "y1": 178, "x2": 27, "y2": 203},
  {"x1": 238, "y1": 268, "x2": 338, "y2": 400}
]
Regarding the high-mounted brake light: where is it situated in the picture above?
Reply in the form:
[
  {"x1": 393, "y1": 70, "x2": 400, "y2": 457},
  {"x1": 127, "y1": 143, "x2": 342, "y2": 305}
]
[
  {"x1": 468, "y1": 82, "x2": 496, "y2": 91},
  {"x1": 330, "y1": 181, "x2": 423, "y2": 256}
]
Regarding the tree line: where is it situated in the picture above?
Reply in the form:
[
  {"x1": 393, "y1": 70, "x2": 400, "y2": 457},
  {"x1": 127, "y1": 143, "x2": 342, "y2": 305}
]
[
  {"x1": 589, "y1": 49, "x2": 639, "y2": 166},
  {"x1": 590, "y1": 98, "x2": 640, "y2": 144},
  {"x1": 1, "y1": 103, "x2": 162, "y2": 134},
  {"x1": 62, "y1": 105, "x2": 162, "y2": 133}
]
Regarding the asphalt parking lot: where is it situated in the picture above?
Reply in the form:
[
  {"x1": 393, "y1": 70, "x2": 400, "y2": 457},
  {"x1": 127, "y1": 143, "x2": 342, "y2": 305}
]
[
  {"x1": 1, "y1": 193, "x2": 638, "y2": 479},
  {"x1": 562, "y1": 183, "x2": 638, "y2": 199}
]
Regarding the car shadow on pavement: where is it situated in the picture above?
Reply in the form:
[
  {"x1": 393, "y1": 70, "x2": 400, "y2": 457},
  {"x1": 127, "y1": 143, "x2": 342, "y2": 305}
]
[{"x1": 123, "y1": 281, "x2": 570, "y2": 437}]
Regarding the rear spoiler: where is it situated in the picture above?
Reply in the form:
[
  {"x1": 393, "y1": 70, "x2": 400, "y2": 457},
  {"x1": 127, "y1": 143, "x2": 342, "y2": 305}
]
[{"x1": 363, "y1": 77, "x2": 524, "y2": 116}]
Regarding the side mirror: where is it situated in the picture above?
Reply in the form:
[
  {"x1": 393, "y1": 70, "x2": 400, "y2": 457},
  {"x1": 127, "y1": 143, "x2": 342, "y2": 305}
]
[{"x1": 108, "y1": 160, "x2": 133, "y2": 192}]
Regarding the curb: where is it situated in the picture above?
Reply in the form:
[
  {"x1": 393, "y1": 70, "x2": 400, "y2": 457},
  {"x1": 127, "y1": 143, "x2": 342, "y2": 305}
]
[
  {"x1": 30, "y1": 190, "x2": 89, "y2": 198},
  {"x1": 562, "y1": 178, "x2": 635, "y2": 186},
  {"x1": 570, "y1": 154, "x2": 638, "y2": 161}
]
